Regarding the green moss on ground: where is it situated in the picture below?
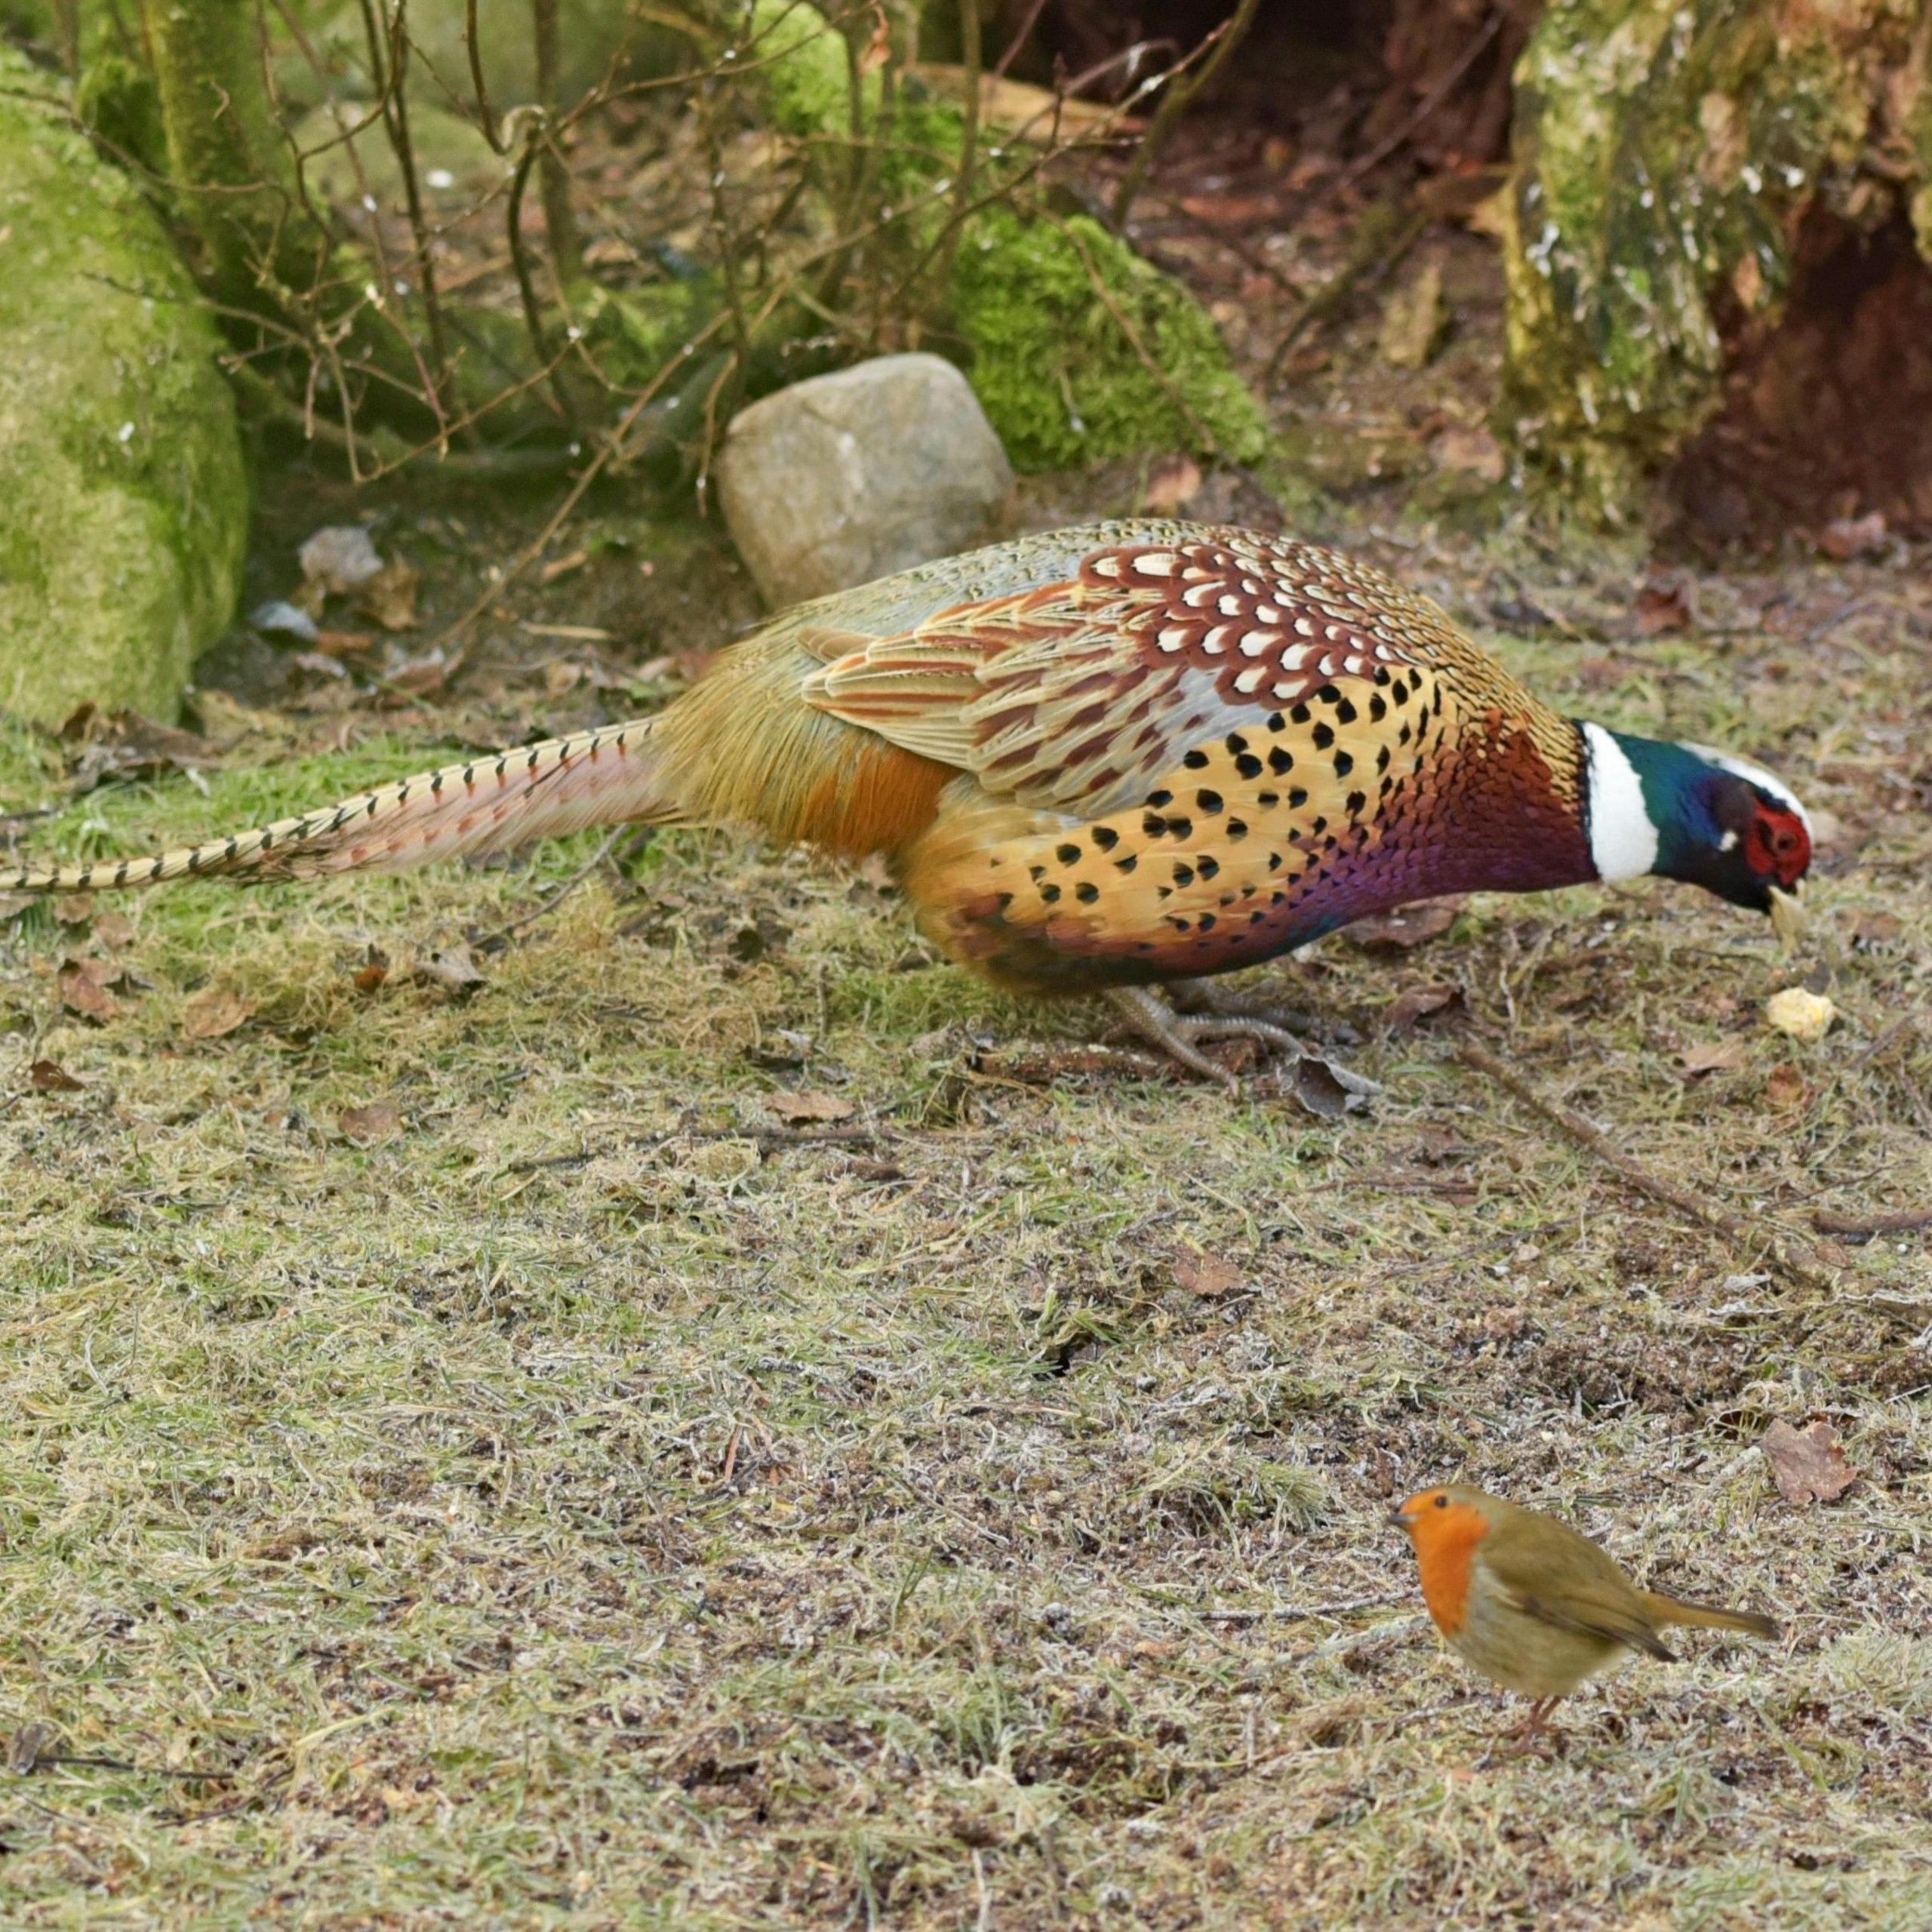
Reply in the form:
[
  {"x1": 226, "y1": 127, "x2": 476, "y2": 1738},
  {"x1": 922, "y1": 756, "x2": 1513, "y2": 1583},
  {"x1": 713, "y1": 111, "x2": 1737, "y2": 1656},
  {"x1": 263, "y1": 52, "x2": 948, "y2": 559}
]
[
  {"x1": 0, "y1": 49, "x2": 248, "y2": 727},
  {"x1": 1503, "y1": 0, "x2": 1926, "y2": 518}
]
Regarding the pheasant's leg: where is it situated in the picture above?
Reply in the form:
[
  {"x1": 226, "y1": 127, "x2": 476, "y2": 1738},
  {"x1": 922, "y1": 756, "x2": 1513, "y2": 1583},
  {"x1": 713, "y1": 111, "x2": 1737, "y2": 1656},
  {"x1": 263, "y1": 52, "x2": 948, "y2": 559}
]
[
  {"x1": 1167, "y1": 976, "x2": 1324, "y2": 1035},
  {"x1": 1108, "y1": 986, "x2": 1315, "y2": 1091}
]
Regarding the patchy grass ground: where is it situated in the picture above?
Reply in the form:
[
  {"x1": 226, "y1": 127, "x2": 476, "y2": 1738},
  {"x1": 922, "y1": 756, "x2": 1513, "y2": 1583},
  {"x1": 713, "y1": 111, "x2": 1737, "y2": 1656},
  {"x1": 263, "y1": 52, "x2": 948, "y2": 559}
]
[{"x1": 2, "y1": 516, "x2": 1930, "y2": 1929}]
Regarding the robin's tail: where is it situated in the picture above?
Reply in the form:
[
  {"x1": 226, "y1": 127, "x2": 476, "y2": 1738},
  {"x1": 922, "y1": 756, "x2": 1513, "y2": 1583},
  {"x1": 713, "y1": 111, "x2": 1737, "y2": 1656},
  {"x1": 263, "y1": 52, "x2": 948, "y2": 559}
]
[
  {"x1": 2, "y1": 718, "x2": 675, "y2": 894},
  {"x1": 1641, "y1": 1592, "x2": 1779, "y2": 1641}
]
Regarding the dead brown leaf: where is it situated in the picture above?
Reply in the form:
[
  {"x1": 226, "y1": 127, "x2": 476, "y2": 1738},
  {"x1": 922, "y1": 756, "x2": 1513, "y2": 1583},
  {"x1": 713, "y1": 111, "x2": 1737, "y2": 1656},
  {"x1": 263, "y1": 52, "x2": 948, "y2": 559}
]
[
  {"x1": 52, "y1": 893, "x2": 94, "y2": 925},
  {"x1": 1176, "y1": 1251, "x2": 1244, "y2": 1299},
  {"x1": 1678, "y1": 1040, "x2": 1748, "y2": 1076},
  {"x1": 60, "y1": 709, "x2": 223, "y2": 793},
  {"x1": 1285, "y1": 1055, "x2": 1377, "y2": 1120},
  {"x1": 1343, "y1": 897, "x2": 1466, "y2": 950},
  {"x1": 307, "y1": 632, "x2": 377, "y2": 660},
  {"x1": 94, "y1": 911, "x2": 135, "y2": 950},
  {"x1": 57, "y1": 956, "x2": 121, "y2": 1023},
  {"x1": 416, "y1": 945, "x2": 486, "y2": 995},
  {"x1": 339, "y1": 1102, "x2": 405, "y2": 1144},
  {"x1": 1633, "y1": 575, "x2": 1694, "y2": 635},
  {"x1": 181, "y1": 986, "x2": 254, "y2": 1041},
  {"x1": 1385, "y1": 983, "x2": 1463, "y2": 1036},
  {"x1": 29, "y1": 1060, "x2": 85, "y2": 1094},
  {"x1": 1760, "y1": 1418, "x2": 1860, "y2": 1505},
  {"x1": 764, "y1": 1091, "x2": 855, "y2": 1125},
  {"x1": 1817, "y1": 511, "x2": 1887, "y2": 561},
  {"x1": 353, "y1": 948, "x2": 391, "y2": 995},
  {"x1": 357, "y1": 558, "x2": 420, "y2": 632},
  {"x1": 1764, "y1": 1063, "x2": 1810, "y2": 1111},
  {"x1": 1142, "y1": 454, "x2": 1203, "y2": 516},
  {"x1": 1850, "y1": 911, "x2": 1902, "y2": 950}
]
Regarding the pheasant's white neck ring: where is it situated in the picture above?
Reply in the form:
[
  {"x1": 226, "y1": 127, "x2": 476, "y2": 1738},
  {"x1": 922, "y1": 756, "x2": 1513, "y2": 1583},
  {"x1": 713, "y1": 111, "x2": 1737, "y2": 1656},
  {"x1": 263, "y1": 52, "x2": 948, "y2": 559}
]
[{"x1": 1580, "y1": 722, "x2": 1660, "y2": 882}]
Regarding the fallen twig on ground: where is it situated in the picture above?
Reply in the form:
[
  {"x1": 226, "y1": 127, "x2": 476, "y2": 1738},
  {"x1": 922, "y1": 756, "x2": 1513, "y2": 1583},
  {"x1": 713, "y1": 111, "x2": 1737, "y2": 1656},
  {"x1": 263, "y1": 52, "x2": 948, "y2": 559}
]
[{"x1": 1454, "y1": 1039, "x2": 1842, "y2": 1294}]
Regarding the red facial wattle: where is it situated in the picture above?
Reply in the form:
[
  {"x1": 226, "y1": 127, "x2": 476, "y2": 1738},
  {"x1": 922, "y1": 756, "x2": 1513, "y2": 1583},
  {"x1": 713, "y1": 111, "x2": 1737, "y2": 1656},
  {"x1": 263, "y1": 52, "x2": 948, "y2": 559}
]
[{"x1": 1744, "y1": 805, "x2": 1810, "y2": 888}]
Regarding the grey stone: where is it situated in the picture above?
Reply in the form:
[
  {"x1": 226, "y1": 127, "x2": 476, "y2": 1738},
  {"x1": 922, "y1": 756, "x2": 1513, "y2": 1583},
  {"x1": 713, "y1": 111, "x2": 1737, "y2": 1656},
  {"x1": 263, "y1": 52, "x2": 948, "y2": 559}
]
[
  {"x1": 0, "y1": 49, "x2": 247, "y2": 726},
  {"x1": 716, "y1": 355, "x2": 1014, "y2": 607}
]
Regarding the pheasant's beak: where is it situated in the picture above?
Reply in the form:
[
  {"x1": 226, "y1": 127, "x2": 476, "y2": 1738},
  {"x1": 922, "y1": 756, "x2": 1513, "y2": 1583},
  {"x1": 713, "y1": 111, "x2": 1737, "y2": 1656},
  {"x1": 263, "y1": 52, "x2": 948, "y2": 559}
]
[{"x1": 1768, "y1": 884, "x2": 1807, "y2": 949}]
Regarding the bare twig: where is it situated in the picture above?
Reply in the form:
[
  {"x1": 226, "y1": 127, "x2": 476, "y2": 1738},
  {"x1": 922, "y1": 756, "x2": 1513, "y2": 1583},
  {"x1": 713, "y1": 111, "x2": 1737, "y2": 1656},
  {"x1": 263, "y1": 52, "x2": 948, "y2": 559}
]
[
  {"x1": 465, "y1": 0, "x2": 504, "y2": 149},
  {"x1": 531, "y1": 0, "x2": 583, "y2": 285},
  {"x1": 377, "y1": 0, "x2": 455, "y2": 426},
  {"x1": 428, "y1": 303, "x2": 731, "y2": 656},
  {"x1": 475, "y1": 827, "x2": 654, "y2": 949},
  {"x1": 1326, "y1": 11, "x2": 1503, "y2": 206},
  {"x1": 1111, "y1": 0, "x2": 1261, "y2": 229},
  {"x1": 505, "y1": 115, "x2": 579, "y2": 432},
  {"x1": 1266, "y1": 200, "x2": 1428, "y2": 379},
  {"x1": 1812, "y1": 1207, "x2": 1932, "y2": 1238},
  {"x1": 935, "y1": 0, "x2": 982, "y2": 296},
  {"x1": 1200, "y1": 1595, "x2": 1405, "y2": 1623},
  {"x1": 992, "y1": 0, "x2": 1048, "y2": 79},
  {"x1": 1057, "y1": 214, "x2": 1281, "y2": 518},
  {"x1": 1454, "y1": 1039, "x2": 1841, "y2": 1293}
]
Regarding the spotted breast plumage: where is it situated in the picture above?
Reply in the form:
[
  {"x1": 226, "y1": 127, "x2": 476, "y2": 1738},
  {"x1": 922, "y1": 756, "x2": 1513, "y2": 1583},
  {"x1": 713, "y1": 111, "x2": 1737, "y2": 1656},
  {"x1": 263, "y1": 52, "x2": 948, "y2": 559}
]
[{"x1": 3, "y1": 521, "x2": 1814, "y2": 1084}]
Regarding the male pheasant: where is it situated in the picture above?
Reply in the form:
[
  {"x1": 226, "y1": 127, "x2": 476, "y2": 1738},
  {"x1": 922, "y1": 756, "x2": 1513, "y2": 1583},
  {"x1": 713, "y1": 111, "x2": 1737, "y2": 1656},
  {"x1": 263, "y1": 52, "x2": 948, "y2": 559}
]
[{"x1": 5, "y1": 521, "x2": 1813, "y2": 1084}]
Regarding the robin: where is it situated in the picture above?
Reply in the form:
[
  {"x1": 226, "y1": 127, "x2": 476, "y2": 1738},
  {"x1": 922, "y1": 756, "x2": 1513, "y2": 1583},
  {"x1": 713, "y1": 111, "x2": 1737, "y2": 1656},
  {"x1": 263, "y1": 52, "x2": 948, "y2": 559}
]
[{"x1": 1390, "y1": 1483, "x2": 1779, "y2": 1738}]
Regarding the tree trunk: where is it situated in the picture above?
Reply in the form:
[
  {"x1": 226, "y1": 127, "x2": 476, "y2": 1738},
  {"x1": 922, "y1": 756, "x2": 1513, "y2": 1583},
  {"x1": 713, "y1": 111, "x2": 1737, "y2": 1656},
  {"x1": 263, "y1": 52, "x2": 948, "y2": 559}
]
[{"x1": 1500, "y1": 0, "x2": 1932, "y2": 531}]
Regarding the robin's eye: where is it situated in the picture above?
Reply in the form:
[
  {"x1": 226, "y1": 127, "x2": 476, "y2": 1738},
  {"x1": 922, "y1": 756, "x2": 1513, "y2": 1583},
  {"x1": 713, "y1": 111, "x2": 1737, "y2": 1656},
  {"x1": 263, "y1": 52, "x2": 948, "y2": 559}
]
[{"x1": 1433, "y1": 1495, "x2": 1447, "y2": 1509}]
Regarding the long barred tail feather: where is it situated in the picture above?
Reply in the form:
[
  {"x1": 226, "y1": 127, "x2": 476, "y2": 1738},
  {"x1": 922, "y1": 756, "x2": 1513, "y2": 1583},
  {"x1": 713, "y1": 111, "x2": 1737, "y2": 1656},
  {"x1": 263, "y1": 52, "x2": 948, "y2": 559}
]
[{"x1": 3, "y1": 716, "x2": 672, "y2": 895}]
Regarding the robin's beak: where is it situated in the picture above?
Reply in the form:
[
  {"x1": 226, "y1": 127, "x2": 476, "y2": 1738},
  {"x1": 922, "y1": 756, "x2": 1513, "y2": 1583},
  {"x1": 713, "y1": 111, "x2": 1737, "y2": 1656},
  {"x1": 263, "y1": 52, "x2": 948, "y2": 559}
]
[{"x1": 1388, "y1": 1506, "x2": 1417, "y2": 1531}]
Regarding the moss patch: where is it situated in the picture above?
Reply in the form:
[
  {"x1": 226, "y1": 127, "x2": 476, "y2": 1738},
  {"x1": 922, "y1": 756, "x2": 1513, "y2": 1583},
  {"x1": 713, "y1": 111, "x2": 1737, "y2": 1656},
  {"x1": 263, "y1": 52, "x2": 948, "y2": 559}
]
[
  {"x1": 952, "y1": 207, "x2": 1269, "y2": 472},
  {"x1": 0, "y1": 50, "x2": 247, "y2": 726}
]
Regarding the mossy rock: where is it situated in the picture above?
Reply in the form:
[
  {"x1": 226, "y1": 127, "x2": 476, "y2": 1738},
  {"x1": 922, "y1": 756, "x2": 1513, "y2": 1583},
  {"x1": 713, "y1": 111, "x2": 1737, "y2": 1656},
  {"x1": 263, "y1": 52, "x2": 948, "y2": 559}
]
[
  {"x1": 1501, "y1": 0, "x2": 1928, "y2": 520},
  {"x1": 0, "y1": 51, "x2": 247, "y2": 725},
  {"x1": 951, "y1": 208, "x2": 1267, "y2": 472}
]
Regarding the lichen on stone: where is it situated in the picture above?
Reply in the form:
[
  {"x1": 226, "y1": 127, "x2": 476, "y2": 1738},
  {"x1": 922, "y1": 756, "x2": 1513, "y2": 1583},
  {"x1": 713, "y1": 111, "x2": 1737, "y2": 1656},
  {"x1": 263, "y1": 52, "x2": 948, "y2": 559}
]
[{"x1": 0, "y1": 49, "x2": 248, "y2": 726}]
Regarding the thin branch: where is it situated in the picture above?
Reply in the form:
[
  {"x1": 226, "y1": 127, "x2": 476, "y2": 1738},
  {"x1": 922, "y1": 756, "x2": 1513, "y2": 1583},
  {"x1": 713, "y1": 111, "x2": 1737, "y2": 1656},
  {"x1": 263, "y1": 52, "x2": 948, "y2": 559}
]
[
  {"x1": 464, "y1": 0, "x2": 504, "y2": 149},
  {"x1": 1454, "y1": 1039, "x2": 1841, "y2": 1294},
  {"x1": 1327, "y1": 11, "x2": 1503, "y2": 207},
  {"x1": 531, "y1": 0, "x2": 583, "y2": 284},
  {"x1": 1057, "y1": 214, "x2": 1281, "y2": 518},
  {"x1": 379, "y1": 0, "x2": 456, "y2": 428},
  {"x1": 992, "y1": 0, "x2": 1048, "y2": 79},
  {"x1": 1111, "y1": 0, "x2": 1262, "y2": 230},
  {"x1": 934, "y1": 0, "x2": 981, "y2": 297}
]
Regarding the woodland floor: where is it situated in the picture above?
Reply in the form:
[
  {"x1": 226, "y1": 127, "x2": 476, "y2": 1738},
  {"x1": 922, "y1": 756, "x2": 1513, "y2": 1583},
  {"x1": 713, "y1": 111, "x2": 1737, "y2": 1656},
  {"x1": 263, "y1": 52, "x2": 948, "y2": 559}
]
[{"x1": 4, "y1": 90, "x2": 1932, "y2": 1932}]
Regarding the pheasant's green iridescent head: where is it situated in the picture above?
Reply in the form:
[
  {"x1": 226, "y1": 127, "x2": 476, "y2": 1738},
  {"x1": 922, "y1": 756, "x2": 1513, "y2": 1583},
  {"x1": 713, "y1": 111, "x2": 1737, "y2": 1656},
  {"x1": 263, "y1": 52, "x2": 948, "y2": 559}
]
[{"x1": 1579, "y1": 726, "x2": 1813, "y2": 915}]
